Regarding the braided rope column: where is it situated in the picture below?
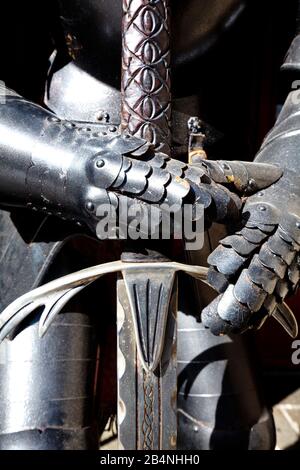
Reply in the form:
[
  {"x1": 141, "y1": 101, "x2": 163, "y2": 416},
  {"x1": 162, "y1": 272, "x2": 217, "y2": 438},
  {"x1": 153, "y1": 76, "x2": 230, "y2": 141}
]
[{"x1": 121, "y1": 0, "x2": 171, "y2": 154}]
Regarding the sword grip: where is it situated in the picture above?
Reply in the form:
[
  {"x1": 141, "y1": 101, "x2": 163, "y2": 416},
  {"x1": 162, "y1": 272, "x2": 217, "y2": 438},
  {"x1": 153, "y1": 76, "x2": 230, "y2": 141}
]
[{"x1": 121, "y1": 0, "x2": 171, "y2": 155}]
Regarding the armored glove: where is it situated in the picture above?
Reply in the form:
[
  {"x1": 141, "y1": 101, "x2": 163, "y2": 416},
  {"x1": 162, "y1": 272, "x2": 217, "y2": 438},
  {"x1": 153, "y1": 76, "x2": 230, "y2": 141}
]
[
  {"x1": 0, "y1": 92, "x2": 281, "y2": 239},
  {"x1": 203, "y1": 91, "x2": 300, "y2": 338}
]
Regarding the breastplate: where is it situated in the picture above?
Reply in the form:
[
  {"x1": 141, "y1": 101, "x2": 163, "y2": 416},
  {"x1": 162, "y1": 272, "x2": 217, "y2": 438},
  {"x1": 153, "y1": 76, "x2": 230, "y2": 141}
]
[{"x1": 47, "y1": 0, "x2": 245, "y2": 133}]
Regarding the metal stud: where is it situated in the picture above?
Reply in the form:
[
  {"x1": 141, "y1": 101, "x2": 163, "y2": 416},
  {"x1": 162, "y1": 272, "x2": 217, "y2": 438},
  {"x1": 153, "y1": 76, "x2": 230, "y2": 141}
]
[
  {"x1": 96, "y1": 159, "x2": 105, "y2": 168},
  {"x1": 86, "y1": 202, "x2": 95, "y2": 212}
]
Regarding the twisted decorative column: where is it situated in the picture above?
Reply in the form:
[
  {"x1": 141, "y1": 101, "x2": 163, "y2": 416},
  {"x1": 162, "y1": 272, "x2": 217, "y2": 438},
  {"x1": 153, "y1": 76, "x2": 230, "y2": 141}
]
[
  {"x1": 118, "y1": 0, "x2": 176, "y2": 450},
  {"x1": 121, "y1": 0, "x2": 171, "y2": 154}
]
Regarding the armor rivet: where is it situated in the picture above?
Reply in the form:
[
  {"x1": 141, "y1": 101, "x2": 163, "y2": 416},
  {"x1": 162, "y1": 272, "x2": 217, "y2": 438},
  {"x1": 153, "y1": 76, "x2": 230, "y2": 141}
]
[
  {"x1": 96, "y1": 159, "x2": 105, "y2": 168},
  {"x1": 102, "y1": 132, "x2": 108, "y2": 136},
  {"x1": 82, "y1": 127, "x2": 91, "y2": 132},
  {"x1": 258, "y1": 192, "x2": 264, "y2": 197},
  {"x1": 64, "y1": 122, "x2": 75, "y2": 129},
  {"x1": 222, "y1": 162, "x2": 230, "y2": 170},
  {"x1": 193, "y1": 426, "x2": 199, "y2": 433},
  {"x1": 125, "y1": 134, "x2": 131, "y2": 139},
  {"x1": 109, "y1": 126, "x2": 117, "y2": 132},
  {"x1": 49, "y1": 116, "x2": 60, "y2": 123},
  {"x1": 96, "y1": 111, "x2": 110, "y2": 122},
  {"x1": 86, "y1": 202, "x2": 95, "y2": 212},
  {"x1": 259, "y1": 206, "x2": 266, "y2": 212},
  {"x1": 296, "y1": 222, "x2": 300, "y2": 229},
  {"x1": 249, "y1": 178, "x2": 256, "y2": 188}
]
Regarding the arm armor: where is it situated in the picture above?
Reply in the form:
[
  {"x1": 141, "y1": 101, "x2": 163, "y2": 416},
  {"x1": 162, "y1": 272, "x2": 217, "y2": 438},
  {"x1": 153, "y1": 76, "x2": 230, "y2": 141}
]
[
  {"x1": 203, "y1": 90, "x2": 300, "y2": 336},
  {"x1": 0, "y1": 92, "x2": 280, "y2": 236}
]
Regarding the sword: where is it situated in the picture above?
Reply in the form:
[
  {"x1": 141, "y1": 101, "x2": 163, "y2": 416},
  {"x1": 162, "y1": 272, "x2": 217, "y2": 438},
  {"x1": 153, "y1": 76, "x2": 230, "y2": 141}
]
[{"x1": 118, "y1": 0, "x2": 174, "y2": 450}]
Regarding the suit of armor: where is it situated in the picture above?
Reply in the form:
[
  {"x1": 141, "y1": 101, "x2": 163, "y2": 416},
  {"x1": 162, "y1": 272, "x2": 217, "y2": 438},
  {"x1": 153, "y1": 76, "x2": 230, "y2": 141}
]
[{"x1": 0, "y1": 0, "x2": 299, "y2": 450}]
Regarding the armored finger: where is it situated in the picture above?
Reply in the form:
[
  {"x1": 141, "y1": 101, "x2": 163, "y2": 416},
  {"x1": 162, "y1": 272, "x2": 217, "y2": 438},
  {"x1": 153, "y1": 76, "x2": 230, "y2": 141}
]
[
  {"x1": 205, "y1": 225, "x2": 300, "y2": 335},
  {"x1": 193, "y1": 160, "x2": 282, "y2": 194}
]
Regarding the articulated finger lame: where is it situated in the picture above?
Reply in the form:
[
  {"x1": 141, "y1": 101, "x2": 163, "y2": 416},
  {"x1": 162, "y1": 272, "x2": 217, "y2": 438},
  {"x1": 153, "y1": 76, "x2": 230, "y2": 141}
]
[
  {"x1": 0, "y1": 94, "x2": 283, "y2": 238},
  {"x1": 203, "y1": 191, "x2": 300, "y2": 337},
  {"x1": 203, "y1": 90, "x2": 300, "y2": 337},
  {"x1": 192, "y1": 159, "x2": 282, "y2": 195}
]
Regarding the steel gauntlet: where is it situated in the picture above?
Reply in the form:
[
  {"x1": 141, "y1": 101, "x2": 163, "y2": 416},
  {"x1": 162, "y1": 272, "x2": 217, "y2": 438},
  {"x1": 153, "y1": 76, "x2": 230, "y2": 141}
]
[
  {"x1": 203, "y1": 90, "x2": 300, "y2": 337},
  {"x1": 0, "y1": 94, "x2": 280, "y2": 237}
]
